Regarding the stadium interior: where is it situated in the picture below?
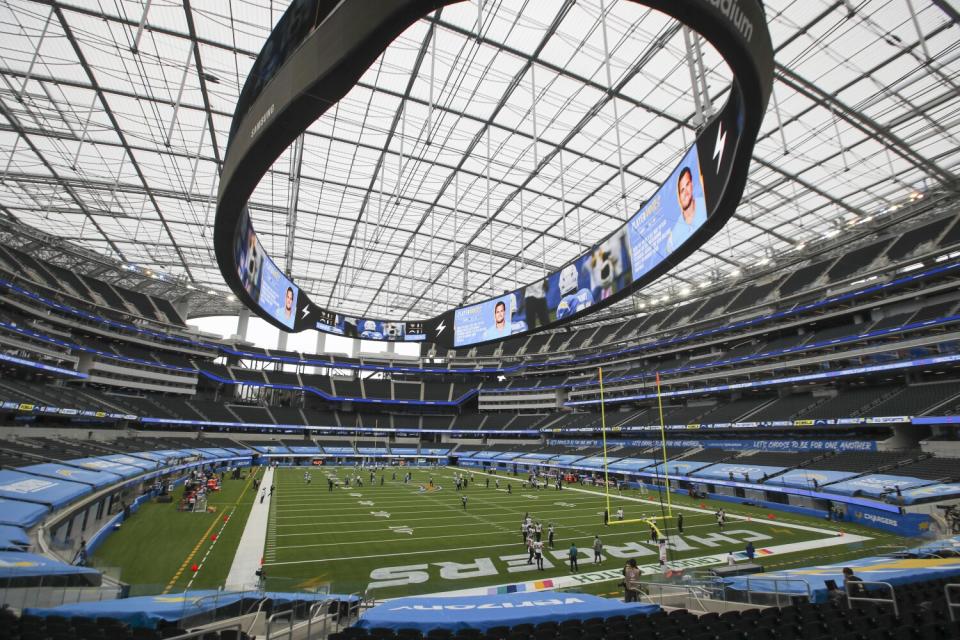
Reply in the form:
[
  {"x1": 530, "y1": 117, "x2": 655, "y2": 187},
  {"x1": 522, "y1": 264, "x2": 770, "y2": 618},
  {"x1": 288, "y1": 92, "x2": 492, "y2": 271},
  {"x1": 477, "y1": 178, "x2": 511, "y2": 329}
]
[{"x1": 1, "y1": 0, "x2": 960, "y2": 639}]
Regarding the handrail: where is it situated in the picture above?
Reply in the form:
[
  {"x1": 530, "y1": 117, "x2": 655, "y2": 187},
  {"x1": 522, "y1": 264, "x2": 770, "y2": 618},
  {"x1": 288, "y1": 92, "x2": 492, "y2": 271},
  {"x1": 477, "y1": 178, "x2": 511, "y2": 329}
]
[
  {"x1": 305, "y1": 599, "x2": 335, "y2": 640},
  {"x1": 166, "y1": 623, "x2": 242, "y2": 640},
  {"x1": 337, "y1": 591, "x2": 362, "y2": 631},
  {"x1": 265, "y1": 610, "x2": 293, "y2": 640},
  {"x1": 633, "y1": 580, "x2": 714, "y2": 608},
  {"x1": 847, "y1": 580, "x2": 899, "y2": 618},
  {"x1": 945, "y1": 584, "x2": 960, "y2": 622}
]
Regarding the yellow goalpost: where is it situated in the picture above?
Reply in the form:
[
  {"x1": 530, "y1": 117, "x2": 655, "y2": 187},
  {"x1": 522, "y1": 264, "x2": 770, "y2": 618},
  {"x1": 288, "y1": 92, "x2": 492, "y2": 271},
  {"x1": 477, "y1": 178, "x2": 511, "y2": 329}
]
[{"x1": 599, "y1": 367, "x2": 674, "y2": 537}]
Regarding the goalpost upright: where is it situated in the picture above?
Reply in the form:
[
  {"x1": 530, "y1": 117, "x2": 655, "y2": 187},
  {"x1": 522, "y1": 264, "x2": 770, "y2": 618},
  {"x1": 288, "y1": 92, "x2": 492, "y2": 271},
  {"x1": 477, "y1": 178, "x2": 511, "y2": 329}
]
[{"x1": 599, "y1": 367, "x2": 674, "y2": 535}]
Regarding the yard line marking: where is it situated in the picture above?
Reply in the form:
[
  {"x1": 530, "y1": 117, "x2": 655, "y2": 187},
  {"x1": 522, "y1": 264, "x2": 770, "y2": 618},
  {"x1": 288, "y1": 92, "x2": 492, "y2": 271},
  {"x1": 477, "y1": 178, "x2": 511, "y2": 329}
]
[
  {"x1": 274, "y1": 510, "x2": 693, "y2": 527},
  {"x1": 275, "y1": 505, "x2": 529, "y2": 517},
  {"x1": 265, "y1": 527, "x2": 871, "y2": 567},
  {"x1": 269, "y1": 519, "x2": 739, "y2": 551}
]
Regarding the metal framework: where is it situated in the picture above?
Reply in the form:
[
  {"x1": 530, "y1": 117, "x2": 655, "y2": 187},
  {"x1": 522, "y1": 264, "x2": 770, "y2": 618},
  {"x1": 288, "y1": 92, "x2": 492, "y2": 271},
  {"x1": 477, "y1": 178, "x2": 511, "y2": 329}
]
[{"x1": 0, "y1": 0, "x2": 957, "y2": 321}]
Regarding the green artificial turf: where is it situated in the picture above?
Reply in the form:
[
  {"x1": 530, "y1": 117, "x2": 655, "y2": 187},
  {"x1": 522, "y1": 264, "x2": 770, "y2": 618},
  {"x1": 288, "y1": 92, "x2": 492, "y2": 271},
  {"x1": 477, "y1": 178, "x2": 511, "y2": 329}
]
[
  {"x1": 257, "y1": 467, "x2": 908, "y2": 599},
  {"x1": 91, "y1": 466, "x2": 262, "y2": 595},
  {"x1": 90, "y1": 464, "x2": 910, "y2": 599}
]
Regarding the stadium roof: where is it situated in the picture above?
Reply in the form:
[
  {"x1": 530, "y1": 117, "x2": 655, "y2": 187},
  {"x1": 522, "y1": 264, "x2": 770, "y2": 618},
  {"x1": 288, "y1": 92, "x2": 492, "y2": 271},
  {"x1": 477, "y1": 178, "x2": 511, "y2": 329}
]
[{"x1": 0, "y1": 0, "x2": 957, "y2": 321}]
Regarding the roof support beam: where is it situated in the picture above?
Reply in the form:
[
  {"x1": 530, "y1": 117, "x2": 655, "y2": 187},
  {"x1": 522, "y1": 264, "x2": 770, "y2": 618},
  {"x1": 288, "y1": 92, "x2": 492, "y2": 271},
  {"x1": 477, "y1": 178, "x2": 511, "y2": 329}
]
[
  {"x1": 51, "y1": 4, "x2": 197, "y2": 282},
  {"x1": 0, "y1": 97, "x2": 126, "y2": 260}
]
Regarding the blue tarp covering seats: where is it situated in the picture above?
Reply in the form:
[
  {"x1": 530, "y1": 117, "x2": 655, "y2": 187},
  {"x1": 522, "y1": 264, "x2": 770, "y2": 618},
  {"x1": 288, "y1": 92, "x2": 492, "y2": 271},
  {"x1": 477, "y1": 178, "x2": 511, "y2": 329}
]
[
  {"x1": 196, "y1": 448, "x2": 234, "y2": 458},
  {"x1": 608, "y1": 459, "x2": 656, "y2": 472},
  {"x1": 254, "y1": 446, "x2": 290, "y2": 454},
  {"x1": 723, "y1": 554, "x2": 960, "y2": 603},
  {"x1": 823, "y1": 473, "x2": 934, "y2": 497},
  {"x1": 126, "y1": 451, "x2": 168, "y2": 462},
  {"x1": 0, "y1": 551, "x2": 100, "y2": 587},
  {"x1": 897, "y1": 483, "x2": 960, "y2": 504},
  {"x1": 67, "y1": 457, "x2": 143, "y2": 478},
  {"x1": 324, "y1": 447, "x2": 355, "y2": 455},
  {"x1": 19, "y1": 462, "x2": 121, "y2": 488},
  {"x1": 24, "y1": 590, "x2": 243, "y2": 628},
  {"x1": 0, "y1": 470, "x2": 90, "y2": 509},
  {"x1": 24, "y1": 591, "x2": 358, "y2": 629},
  {"x1": 691, "y1": 463, "x2": 786, "y2": 481},
  {"x1": 152, "y1": 449, "x2": 193, "y2": 459},
  {"x1": 0, "y1": 498, "x2": 49, "y2": 527},
  {"x1": 576, "y1": 456, "x2": 618, "y2": 469},
  {"x1": 649, "y1": 460, "x2": 711, "y2": 476},
  {"x1": 769, "y1": 469, "x2": 859, "y2": 489},
  {"x1": 0, "y1": 525, "x2": 30, "y2": 551},
  {"x1": 287, "y1": 446, "x2": 322, "y2": 454},
  {"x1": 101, "y1": 454, "x2": 159, "y2": 470},
  {"x1": 356, "y1": 592, "x2": 659, "y2": 632}
]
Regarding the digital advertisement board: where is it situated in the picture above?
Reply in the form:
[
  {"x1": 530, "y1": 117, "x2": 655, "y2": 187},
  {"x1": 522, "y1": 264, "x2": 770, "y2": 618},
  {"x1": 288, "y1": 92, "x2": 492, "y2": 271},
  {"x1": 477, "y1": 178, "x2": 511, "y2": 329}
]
[
  {"x1": 454, "y1": 293, "x2": 519, "y2": 347},
  {"x1": 313, "y1": 311, "x2": 426, "y2": 343},
  {"x1": 234, "y1": 209, "x2": 299, "y2": 329},
  {"x1": 628, "y1": 145, "x2": 707, "y2": 282},
  {"x1": 450, "y1": 146, "x2": 705, "y2": 347}
]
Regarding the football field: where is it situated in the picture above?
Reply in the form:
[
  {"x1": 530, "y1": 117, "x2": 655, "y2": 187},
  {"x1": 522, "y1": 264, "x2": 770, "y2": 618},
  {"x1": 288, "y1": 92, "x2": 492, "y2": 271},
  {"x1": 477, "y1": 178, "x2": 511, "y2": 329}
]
[{"x1": 260, "y1": 466, "x2": 908, "y2": 599}]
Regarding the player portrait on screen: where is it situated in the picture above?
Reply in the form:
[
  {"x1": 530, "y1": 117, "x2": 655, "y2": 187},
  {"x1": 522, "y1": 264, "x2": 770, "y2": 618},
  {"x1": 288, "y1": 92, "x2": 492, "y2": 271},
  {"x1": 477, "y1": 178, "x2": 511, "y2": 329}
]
[
  {"x1": 283, "y1": 286, "x2": 295, "y2": 321},
  {"x1": 486, "y1": 300, "x2": 510, "y2": 340},
  {"x1": 668, "y1": 165, "x2": 707, "y2": 252}
]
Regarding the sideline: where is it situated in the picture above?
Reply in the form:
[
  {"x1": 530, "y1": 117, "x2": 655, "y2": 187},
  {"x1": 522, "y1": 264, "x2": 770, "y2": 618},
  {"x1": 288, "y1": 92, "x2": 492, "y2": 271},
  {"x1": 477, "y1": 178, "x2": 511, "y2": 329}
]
[
  {"x1": 163, "y1": 466, "x2": 259, "y2": 593},
  {"x1": 225, "y1": 466, "x2": 275, "y2": 589}
]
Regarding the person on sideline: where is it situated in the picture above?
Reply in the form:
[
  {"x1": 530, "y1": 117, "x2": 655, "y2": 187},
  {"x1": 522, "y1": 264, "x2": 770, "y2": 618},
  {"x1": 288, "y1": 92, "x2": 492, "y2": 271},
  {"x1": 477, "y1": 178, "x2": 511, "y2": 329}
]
[{"x1": 569, "y1": 543, "x2": 579, "y2": 572}]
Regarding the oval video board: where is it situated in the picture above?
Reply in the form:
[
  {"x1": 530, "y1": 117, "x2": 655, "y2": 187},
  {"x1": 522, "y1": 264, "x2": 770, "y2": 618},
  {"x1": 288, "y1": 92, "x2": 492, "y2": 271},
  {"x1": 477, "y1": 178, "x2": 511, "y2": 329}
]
[{"x1": 215, "y1": 0, "x2": 774, "y2": 348}]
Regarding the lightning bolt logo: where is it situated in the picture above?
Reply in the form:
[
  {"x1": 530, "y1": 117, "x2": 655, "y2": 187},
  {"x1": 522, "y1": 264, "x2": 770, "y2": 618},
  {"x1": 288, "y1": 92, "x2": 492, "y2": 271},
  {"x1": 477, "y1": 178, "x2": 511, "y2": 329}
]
[
  {"x1": 436, "y1": 320, "x2": 447, "y2": 336},
  {"x1": 301, "y1": 305, "x2": 310, "y2": 320},
  {"x1": 713, "y1": 122, "x2": 727, "y2": 172}
]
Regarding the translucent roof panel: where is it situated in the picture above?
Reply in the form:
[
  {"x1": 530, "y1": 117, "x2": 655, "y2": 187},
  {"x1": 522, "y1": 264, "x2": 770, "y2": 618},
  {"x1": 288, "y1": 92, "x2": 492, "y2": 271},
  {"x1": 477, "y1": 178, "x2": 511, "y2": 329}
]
[{"x1": 0, "y1": 0, "x2": 956, "y2": 321}]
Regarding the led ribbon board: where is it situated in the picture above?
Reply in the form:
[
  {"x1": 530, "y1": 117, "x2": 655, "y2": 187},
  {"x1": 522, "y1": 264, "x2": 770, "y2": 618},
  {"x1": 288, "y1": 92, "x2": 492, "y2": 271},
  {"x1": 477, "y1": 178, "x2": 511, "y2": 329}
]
[{"x1": 215, "y1": 0, "x2": 774, "y2": 348}]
